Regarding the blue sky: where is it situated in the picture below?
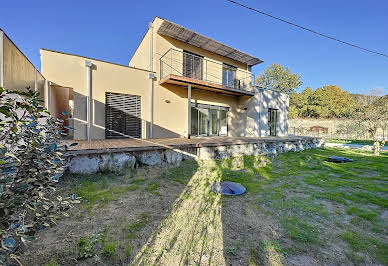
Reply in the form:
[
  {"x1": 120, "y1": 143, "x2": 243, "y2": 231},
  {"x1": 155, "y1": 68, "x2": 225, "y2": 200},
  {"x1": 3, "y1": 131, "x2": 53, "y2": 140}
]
[{"x1": 2, "y1": 0, "x2": 387, "y2": 95}]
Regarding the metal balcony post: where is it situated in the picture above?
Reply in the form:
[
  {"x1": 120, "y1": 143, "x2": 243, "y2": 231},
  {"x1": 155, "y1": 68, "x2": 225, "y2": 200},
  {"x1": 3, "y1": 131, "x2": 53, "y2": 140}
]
[{"x1": 188, "y1": 84, "x2": 191, "y2": 138}]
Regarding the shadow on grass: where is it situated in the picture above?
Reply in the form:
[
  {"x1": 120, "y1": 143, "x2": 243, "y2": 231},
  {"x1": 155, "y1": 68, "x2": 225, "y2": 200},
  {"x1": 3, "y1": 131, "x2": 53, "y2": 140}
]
[
  {"x1": 24, "y1": 148, "x2": 387, "y2": 265},
  {"x1": 131, "y1": 159, "x2": 224, "y2": 265},
  {"x1": 131, "y1": 155, "x2": 287, "y2": 265}
]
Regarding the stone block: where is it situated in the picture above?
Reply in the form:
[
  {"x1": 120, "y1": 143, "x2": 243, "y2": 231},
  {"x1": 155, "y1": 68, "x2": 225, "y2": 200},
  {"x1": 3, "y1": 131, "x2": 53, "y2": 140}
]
[
  {"x1": 69, "y1": 155, "x2": 100, "y2": 174},
  {"x1": 136, "y1": 151, "x2": 162, "y2": 166},
  {"x1": 99, "y1": 153, "x2": 136, "y2": 173},
  {"x1": 165, "y1": 150, "x2": 183, "y2": 165}
]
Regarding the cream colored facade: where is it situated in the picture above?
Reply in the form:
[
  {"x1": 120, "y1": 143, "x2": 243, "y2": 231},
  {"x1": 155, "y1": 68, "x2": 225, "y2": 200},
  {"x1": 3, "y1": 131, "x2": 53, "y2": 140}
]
[
  {"x1": 41, "y1": 50, "x2": 152, "y2": 140},
  {"x1": 38, "y1": 17, "x2": 289, "y2": 140}
]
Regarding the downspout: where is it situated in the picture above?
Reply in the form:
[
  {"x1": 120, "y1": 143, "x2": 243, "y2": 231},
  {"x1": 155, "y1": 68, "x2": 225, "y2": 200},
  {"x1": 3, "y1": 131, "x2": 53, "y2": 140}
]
[
  {"x1": 85, "y1": 60, "x2": 92, "y2": 141},
  {"x1": 149, "y1": 22, "x2": 154, "y2": 138},
  {"x1": 0, "y1": 30, "x2": 4, "y2": 88}
]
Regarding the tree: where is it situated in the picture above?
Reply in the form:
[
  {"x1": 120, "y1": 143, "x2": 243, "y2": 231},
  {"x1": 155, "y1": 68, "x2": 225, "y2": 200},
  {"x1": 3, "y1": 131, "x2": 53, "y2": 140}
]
[
  {"x1": 255, "y1": 63, "x2": 302, "y2": 94},
  {"x1": 354, "y1": 94, "x2": 388, "y2": 155},
  {"x1": 290, "y1": 85, "x2": 356, "y2": 119},
  {"x1": 0, "y1": 88, "x2": 77, "y2": 263}
]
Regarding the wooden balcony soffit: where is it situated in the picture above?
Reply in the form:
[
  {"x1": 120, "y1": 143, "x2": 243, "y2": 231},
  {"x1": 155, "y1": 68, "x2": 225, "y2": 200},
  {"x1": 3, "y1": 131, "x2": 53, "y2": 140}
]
[{"x1": 159, "y1": 74, "x2": 255, "y2": 96}]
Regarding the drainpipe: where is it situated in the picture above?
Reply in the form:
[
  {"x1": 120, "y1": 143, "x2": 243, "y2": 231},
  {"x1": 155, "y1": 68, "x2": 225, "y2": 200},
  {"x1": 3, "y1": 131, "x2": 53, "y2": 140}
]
[
  {"x1": 0, "y1": 30, "x2": 4, "y2": 88},
  {"x1": 85, "y1": 60, "x2": 92, "y2": 141},
  {"x1": 149, "y1": 22, "x2": 154, "y2": 138}
]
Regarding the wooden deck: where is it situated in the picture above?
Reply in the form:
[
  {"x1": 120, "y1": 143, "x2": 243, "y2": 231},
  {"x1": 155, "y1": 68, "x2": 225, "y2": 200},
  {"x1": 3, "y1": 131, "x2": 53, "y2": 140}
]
[{"x1": 66, "y1": 136, "x2": 316, "y2": 155}]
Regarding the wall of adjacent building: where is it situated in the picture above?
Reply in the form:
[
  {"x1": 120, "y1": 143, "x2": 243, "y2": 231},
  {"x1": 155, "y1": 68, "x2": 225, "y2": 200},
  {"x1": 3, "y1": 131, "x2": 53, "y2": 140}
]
[{"x1": 0, "y1": 30, "x2": 45, "y2": 99}]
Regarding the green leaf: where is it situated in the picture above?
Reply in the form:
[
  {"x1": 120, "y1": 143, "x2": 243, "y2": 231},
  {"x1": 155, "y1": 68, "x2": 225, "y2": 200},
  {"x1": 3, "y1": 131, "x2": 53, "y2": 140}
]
[{"x1": 5, "y1": 152, "x2": 21, "y2": 163}]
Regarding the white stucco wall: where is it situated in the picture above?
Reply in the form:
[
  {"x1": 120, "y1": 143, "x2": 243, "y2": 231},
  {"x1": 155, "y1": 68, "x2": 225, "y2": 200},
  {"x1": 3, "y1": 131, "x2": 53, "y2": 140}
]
[
  {"x1": 259, "y1": 88, "x2": 289, "y2": 137},
  {"x1": 241, "y1": 87, "x2": 289, "y2": 137}
]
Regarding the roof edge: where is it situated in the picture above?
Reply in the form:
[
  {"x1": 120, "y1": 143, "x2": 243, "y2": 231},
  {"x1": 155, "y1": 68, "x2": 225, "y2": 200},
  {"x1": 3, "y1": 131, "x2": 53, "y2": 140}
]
[
  {"x1": 157, "y1": 18, "x2": 264, "y2": 66},
  {"x1": 41, "y1": 48, "x2": 155, "y2": 73}
]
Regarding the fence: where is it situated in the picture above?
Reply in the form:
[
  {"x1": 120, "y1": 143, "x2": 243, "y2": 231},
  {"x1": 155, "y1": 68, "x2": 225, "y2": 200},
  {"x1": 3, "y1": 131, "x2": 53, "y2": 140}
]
[{"x1": 288, "y1": 126, "x2": 387, "y2": 140}]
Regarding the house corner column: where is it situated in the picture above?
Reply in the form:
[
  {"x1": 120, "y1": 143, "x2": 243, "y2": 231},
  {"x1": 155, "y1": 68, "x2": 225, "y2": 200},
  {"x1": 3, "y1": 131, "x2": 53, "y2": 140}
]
[{"x1": 187, "y1": 84, "x2": 191, "y2": 138}]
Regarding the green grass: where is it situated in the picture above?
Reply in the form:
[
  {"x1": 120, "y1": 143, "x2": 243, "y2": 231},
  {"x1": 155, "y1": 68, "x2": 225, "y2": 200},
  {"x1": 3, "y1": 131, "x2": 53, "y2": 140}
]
[
  {"x1": 343, "y1": 231, "x2": 388, "y2": 264},
  {"x1": 125, "y1": 243, "x2": 134, "y2": 258},
  {"x1": 282, "y1": 217, "x2": 318, "y2": 243},
  {"x1": 44, "y1": 258, "x2": 59, "y2": 266},
  {"x1": 146, "y1": 181, "x2": 160, "y2": 194},
  {"x1": 123, "y1": 212, "x2": 151, "y2": 240},
  {"x1": 326, "y1": 138, "x2": 388, "y2": 146},
  {"x1": 214, "y1": 148, "x2": 388, "y2": 264},
  {"x1": 72, "y1": 173, "x2": 141, "y2": 211},
  {"x1": 52, "y1": 149, "x2": 387, "y2": 265},
  {"x1": 77, "y1": 233, "x2": 104, "y2": 258},
  {"x1": 103, "y1": 241, "x2": 118, "y2": 258},
  {"x1": 346, "y1": 206, "x2": 379, "y2": 221},
  {"x1": 159, "y1": 159, "x2": 199, "y2": 184}
]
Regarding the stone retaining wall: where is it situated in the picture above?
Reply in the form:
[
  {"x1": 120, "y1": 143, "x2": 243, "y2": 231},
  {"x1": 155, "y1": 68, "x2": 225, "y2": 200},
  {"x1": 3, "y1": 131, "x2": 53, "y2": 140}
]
[{"x1": 68, "y1": 138, "x2": 325, "y2": 174}]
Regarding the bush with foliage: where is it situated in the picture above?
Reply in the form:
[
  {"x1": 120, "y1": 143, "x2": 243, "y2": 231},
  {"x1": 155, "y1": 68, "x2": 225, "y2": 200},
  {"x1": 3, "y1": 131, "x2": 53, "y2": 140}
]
[{"x1": 0, "y1": 88, "x2": 77, "y2": 264}]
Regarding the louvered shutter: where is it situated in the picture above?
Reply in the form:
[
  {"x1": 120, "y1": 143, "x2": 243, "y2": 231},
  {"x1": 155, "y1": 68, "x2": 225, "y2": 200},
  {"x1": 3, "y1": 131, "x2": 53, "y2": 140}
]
[
  {"x1": 105, "y1": 92, "x2": 141, "y2": 139},
  {"x1": 183, "y1": 51, "x2": 203, "y2": 80}
]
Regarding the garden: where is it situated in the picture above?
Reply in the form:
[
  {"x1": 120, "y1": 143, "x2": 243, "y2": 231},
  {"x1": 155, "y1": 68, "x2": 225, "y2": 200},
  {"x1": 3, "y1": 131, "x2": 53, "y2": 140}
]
[{"x1": 20, "y1": 148, "x2": 388, "y2": 265}]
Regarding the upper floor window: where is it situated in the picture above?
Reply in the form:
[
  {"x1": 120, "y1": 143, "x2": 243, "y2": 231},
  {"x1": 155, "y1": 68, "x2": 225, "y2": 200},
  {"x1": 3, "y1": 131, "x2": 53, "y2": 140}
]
[
  {"x1": 183, "y1": 50, "x2": 203, "y2": 80},
  {"x1": 222, "y1": 63, "x2": 237, "y2": 88}
]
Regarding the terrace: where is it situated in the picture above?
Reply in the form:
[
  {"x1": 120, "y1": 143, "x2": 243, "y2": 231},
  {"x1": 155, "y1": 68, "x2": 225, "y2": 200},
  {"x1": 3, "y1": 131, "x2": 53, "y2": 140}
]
[{"x1": 159, "y1": 48, "x2": 256, "y2": 97}]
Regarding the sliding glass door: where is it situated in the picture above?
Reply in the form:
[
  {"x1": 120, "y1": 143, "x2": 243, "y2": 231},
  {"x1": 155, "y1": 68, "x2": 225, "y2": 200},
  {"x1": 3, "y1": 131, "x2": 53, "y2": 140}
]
[
  {"x1": 209, "y1": 109, "x2": 219, "y2": 136},
  {"x1": 198, "y1": 108, "x2": 209, "y2": 136},
  {"x1": 191, "y1": 104, "x2": 228, "y2": 137}
]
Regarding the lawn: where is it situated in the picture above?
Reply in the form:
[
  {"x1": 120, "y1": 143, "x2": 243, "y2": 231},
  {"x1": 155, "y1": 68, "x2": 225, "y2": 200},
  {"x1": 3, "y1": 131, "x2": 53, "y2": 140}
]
[
  {"x1": 326, "y1": 138, "x2": 388, "y2": 146},
  {"x1": 21, "y1": 148, "x2": 388, "y2": 265}
]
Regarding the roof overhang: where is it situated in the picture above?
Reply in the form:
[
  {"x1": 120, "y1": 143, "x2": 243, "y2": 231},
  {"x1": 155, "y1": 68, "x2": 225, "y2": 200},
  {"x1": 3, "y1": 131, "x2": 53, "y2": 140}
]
[{"x1": 157, "y1": 19, "x2": 264, "y2": 66}]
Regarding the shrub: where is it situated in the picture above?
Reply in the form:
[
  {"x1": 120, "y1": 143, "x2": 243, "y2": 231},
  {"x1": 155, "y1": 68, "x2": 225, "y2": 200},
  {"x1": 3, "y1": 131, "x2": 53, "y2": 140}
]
[{"x1": 0, "y1": 88, "x2": 77, "y2": 263}]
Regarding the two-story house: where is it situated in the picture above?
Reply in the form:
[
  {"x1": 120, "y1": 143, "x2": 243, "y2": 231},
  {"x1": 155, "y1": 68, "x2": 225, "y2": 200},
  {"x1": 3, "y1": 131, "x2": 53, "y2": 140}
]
[{"x1": 40, "y1": 17, "x2": 289, "y2": 140}]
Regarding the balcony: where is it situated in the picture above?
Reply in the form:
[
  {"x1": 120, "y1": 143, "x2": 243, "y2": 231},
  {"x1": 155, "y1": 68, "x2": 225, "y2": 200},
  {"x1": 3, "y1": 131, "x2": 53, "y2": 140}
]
[{"x1": 159, "y1": 49, "x2": 256, "y2": 96}]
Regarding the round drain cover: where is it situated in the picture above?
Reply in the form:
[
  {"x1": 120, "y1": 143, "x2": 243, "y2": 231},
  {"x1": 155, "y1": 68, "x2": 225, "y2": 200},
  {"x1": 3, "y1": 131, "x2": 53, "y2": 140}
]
[
  {"x1": 327, "y1": 156, "x2": 354, "y2": 163},
  {"x1": 210, "y1": 181, "x2": 246, "y2": 196}
]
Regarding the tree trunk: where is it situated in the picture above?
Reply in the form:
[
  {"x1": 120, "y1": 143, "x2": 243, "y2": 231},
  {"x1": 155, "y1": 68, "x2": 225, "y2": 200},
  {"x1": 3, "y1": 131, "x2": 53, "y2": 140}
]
[{"x1": 373, "y1": 138, "x2": 380, "y2": 155}]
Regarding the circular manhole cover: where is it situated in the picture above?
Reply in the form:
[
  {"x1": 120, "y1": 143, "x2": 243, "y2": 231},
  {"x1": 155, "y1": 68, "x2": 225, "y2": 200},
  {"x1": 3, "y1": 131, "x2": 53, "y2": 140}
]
[
  {"x1": 326, "y1": 156, "x2": 354, "y2": 163},
  {"x1": 210, "y1": 181, "x2": 246, "y2": 196}
]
